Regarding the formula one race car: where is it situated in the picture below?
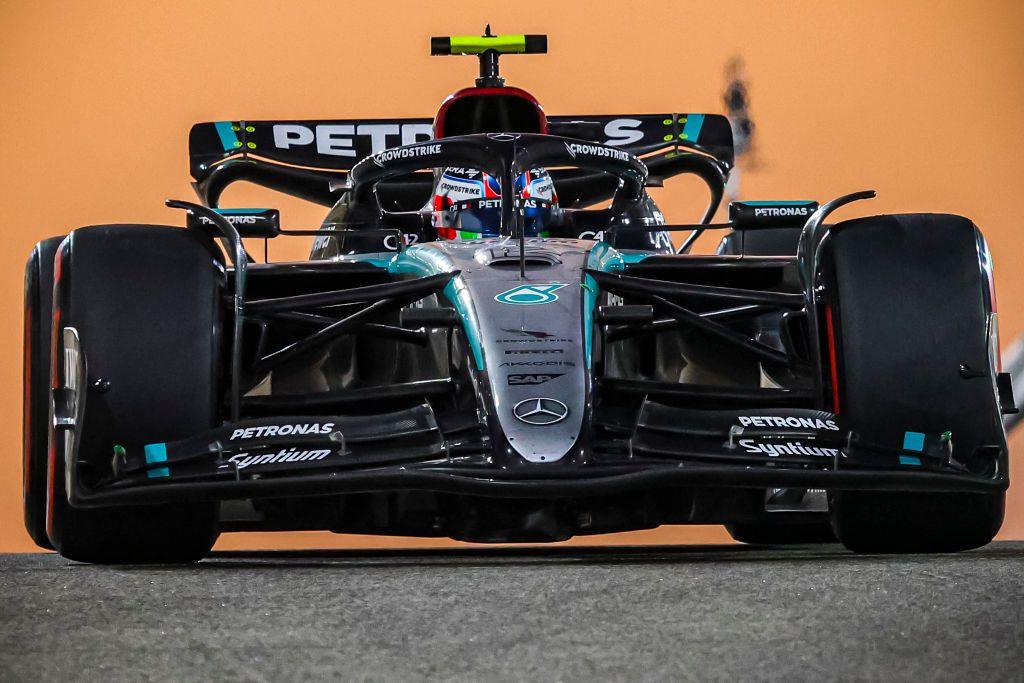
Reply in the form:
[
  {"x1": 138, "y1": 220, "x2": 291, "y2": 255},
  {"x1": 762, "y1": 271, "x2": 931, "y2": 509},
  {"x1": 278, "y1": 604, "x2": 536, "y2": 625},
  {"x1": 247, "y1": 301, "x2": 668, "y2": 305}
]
[{"x1": 24, "y1": 31, "x2": 1015, "y2": 563}]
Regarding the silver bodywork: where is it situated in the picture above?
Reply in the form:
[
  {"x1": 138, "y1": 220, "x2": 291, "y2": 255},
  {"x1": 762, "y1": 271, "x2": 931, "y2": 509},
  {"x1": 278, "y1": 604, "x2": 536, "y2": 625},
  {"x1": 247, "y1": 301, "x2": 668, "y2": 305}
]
[{"x1": 374, "y1": 236, "x2": 595, "y2": 463}]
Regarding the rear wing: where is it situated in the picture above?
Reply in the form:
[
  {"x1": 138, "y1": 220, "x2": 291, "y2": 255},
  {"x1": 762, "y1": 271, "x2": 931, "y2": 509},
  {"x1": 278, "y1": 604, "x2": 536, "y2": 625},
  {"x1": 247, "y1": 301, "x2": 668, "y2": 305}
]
[
  {"x1": 189, "y1": 113, "x2": 732, "y2": 179},
  {"x1": 188, "y1": 114, "x2": 732, "y2": 207}
]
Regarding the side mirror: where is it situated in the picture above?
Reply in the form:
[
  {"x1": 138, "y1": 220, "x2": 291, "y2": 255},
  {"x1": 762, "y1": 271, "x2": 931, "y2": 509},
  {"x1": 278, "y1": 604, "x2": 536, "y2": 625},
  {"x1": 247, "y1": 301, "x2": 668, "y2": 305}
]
[
  {"x1": 186, "y1": 208, "x2": 280, "y2": 238},
  {"x1": 729, "y1": 201, "x2": 818, "y2": 230}
]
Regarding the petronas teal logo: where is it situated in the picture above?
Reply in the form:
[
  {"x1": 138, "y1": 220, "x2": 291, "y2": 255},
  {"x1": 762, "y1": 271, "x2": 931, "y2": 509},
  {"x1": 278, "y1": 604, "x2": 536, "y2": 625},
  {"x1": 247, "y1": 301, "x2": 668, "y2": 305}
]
[{"x1": 494, "y1": 283, "x2": 568, "y2": 305}]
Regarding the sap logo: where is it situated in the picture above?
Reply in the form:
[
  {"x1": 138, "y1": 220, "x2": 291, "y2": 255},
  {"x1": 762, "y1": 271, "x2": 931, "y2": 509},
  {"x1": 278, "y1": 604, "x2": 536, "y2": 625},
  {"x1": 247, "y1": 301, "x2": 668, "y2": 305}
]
[
  {"x1": 508, "y1": 373, "x2": 565, "y2": 386},
  {"x1": 272, "y1": 123, "x2": 434, "y2": 157},
  {"x1": 753, "y1": 207, "x2": 811, "y2": 217},
  {"x1": 382, "y1": 233, "x2": 420, "y2": 251},
  {"x1": 495, "y1": 283, "x2": 568, "y2": 305},
  {"x1": 737, "y1": 415, "x2": 839, "y2": 431},
  {"x1": 738, "y1": 439, "x2": 839, "y2": 458}
]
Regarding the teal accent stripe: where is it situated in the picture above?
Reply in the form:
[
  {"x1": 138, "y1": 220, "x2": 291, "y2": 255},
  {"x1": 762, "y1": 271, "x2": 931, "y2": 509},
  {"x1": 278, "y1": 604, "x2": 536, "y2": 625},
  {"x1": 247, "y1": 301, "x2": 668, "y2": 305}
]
[
  {"x1": 741, "y1": 200, "x2": 816, "y2": 207},
  {"x1": 902, "y1": 432, "x2": 926, "y2": 452},
  {"x1": 682, "y1": 113, "x2": 705, "y2": 142},
  {"x1": 363, "y1": 257, "x2": 395, "y2": 269},
  {"x1": 444, "y1": 279, "x2": 485, "y2": 370},
  {"x1": 216, "y1": 208, "x2": 269, "y2": 215},
  {"x1": 899, "y1": 431, "x2": 926, "y2": 466},
  {"x1": 214, "y1": 121, "x2": 239, "y2": 151},
  {"x1": 583, "y1": 274, "x2": 599, "y2": 367},
  {"x1": 583, "y1": 242, "x2": 651, "y2": 368},
  {"x1": 388, "y1": 246, "x2": 485, "y2": 370},
  {"x1": 143, "y1": 443, "x2": 170, "y2": 479}
]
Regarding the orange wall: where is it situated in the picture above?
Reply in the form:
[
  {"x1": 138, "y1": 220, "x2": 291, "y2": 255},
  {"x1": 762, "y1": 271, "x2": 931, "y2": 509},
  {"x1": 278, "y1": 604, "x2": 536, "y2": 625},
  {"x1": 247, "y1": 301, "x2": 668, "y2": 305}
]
[{"x1": 2, "y1": 0, "x2": 1022, "y2": 551}]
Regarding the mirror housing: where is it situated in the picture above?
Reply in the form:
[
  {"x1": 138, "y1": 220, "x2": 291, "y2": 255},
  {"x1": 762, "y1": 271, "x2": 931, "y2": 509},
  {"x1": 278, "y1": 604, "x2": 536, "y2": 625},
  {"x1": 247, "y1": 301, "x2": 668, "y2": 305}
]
[
  {"x1": 186, "y1": 208, "x2": 280, "y2": 238},
  {"x1": 729, "y1": 200, "x2": 819, "y2": 230}
]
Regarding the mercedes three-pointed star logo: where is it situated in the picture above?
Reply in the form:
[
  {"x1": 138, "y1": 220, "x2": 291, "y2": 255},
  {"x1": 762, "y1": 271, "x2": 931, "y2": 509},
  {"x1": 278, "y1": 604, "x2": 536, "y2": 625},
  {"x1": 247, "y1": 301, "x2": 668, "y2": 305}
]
[{"x1": 512, "y1": 398, "x2": 568, "y2": 425}]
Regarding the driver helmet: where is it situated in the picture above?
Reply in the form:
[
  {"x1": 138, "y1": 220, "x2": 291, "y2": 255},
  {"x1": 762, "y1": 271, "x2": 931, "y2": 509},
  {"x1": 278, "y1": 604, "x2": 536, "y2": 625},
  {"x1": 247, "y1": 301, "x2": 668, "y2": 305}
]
[{"x1": 432, "y1": 167, "x2": 558, "y2": 239}]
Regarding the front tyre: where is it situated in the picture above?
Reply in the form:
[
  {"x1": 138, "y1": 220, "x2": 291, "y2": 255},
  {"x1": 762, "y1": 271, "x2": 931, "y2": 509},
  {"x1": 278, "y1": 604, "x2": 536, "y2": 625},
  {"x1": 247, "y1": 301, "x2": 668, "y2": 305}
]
[
  {"x1": 831, "y1": 491, "x2": 1002, "y2": 553},
  {"x1": 47, "y1": 225, "x2": 223, "y2": 563},
  {"x1": 824, "y1": 214, "x2": 1006, "y2": 553}
]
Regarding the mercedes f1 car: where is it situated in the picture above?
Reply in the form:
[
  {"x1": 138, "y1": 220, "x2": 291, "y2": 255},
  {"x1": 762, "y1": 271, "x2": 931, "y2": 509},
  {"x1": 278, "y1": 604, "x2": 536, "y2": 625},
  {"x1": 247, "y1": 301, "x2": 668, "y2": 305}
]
[{"x1": 23, "y1": 32, "x2": 1016, "y2": 563}]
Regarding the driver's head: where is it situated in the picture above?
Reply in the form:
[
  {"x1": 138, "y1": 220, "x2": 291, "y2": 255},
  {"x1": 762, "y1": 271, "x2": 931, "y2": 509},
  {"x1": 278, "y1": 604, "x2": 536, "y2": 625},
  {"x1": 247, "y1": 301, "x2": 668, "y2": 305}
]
[{"x1": 432, "y1": 167, "x2": 558, "y2": 239}]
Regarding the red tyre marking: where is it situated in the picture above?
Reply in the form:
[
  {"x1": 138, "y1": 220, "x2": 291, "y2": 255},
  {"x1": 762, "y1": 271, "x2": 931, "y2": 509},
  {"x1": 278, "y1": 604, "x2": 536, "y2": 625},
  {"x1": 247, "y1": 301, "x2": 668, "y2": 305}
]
[
  {"x1": 45, "y1": 428, "x2": 56, "y2": 540},
  {"x1": 825, "y1": 304, "x2": 841, "y2": 415},
  {"x1": 45, "y1": 297, "x2": 60, "y2": 540},
  {"x1": 23, "y1": 299, "x2": 32, "y2": 495}
]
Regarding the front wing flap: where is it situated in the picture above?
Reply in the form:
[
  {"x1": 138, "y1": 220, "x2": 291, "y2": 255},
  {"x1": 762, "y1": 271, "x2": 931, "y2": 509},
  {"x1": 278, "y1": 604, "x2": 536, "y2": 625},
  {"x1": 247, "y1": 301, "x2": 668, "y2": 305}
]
[
  {"x1": 111, "y1": 405, "x2": 447, "y2": 484},
  {"x1": 628, "y1": 404, "x2": 960, "y2": 473}
]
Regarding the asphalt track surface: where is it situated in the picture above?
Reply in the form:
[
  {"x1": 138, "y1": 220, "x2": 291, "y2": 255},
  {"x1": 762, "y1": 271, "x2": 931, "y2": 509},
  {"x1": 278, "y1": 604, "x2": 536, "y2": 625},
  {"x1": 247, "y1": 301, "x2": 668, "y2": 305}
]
[{"x1": 1, "y1": 542, "x2": 1022, "y2": 682}]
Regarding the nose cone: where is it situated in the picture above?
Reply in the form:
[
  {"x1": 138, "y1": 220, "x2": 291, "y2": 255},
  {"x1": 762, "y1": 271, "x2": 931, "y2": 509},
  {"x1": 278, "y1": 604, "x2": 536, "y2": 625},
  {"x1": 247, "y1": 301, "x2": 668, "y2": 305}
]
[
  {"x1": 480, "y1": 276, "x2": 585, "y2": 463},
  {"x1": 435, "y1": 238, "x2": 589, "y2": 463}
]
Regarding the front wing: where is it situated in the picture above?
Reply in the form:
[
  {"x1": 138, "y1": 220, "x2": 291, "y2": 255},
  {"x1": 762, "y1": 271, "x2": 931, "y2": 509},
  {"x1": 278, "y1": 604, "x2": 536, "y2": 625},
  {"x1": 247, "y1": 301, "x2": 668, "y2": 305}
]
[{"x1": 69, "y1": 403, "x2": 1006, "y2": 509}]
